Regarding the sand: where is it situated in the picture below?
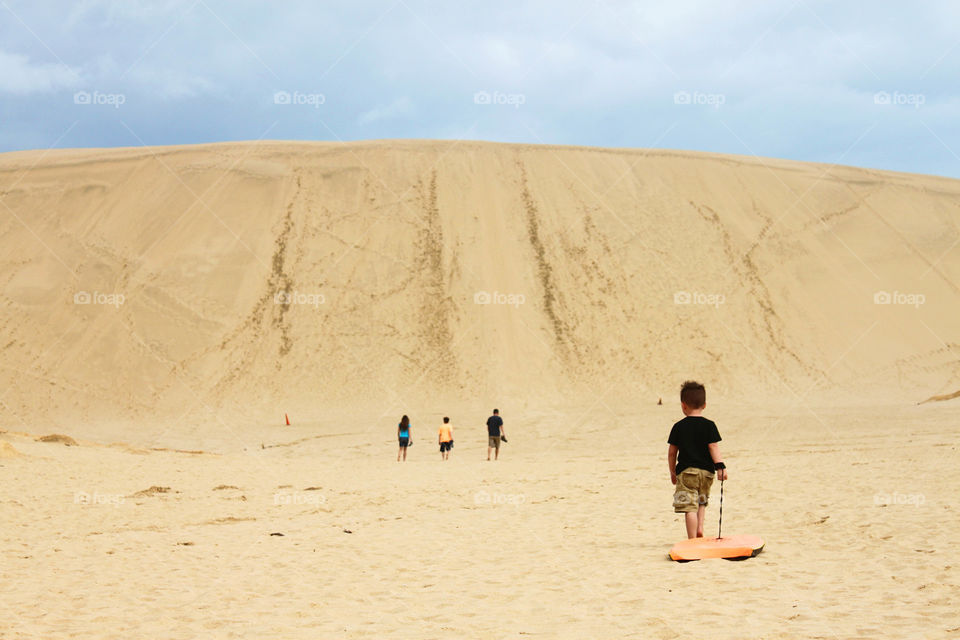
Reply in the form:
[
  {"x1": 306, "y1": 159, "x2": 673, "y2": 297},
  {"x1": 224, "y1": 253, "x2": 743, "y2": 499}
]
[
  {"x1": 1, "y1": 140, "x2": 959, "y2": 638},
  {"x1": 1, "y1": 140, "x2": 958, "y2": 426},
  {"x1": 3, "y1": 402, "x2": 960, "y2": 639}
]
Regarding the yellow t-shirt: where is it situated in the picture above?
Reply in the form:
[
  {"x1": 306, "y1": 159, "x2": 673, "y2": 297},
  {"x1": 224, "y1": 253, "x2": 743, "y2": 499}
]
[{"x1": 438, "y1": 425, "x2": 453, "y2": 442}]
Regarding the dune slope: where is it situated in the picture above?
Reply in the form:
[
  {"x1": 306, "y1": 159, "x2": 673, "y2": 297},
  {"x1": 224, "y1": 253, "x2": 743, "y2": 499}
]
[{"x1": 1, "y1": 140, "x2": 958, "y2": 429}]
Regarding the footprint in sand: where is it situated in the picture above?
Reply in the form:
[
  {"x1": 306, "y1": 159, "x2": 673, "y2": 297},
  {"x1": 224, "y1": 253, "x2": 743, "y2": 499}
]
[
  {"x1": 36, "y1": 434, "x2": 78, "y2": 446},
  {"x1": 130, "y1": 486, "x2": 174, "y2": 497}
]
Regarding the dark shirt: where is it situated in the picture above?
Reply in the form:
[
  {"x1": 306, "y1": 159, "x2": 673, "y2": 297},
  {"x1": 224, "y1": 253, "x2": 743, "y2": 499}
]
[
  {"x1": 486, "y1": 415, "x2": 503, "y2": 436},
  {"x1": 667, "y1": 416, "x2": 721, "y2": 474}
]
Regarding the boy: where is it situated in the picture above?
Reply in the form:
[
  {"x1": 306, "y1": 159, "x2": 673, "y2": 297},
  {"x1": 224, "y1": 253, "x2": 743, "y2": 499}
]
[
  {"x1": 667, "y1": 381, "x2": 728, "y2": 539},
  {"x1": 438, "y1": 417, "x2": 454, "y2": 460}
]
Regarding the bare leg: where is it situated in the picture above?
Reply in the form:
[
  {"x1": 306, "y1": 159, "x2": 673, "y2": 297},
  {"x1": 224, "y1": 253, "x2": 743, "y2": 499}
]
[
  {"x1": 402, "y1": 446, "x2": 407, "y2": 461},
  {"x1": 684, "y1": 512, "x2": 698, "y2": 539},
  {"x1": 397, "y1": 446, "x2": 402, "y2": 462},
  {"x1": 487, "y1": 447, "x2": 491, "y2": 461},
  {"x1": 696, "y1": 504, "x2": 706, "y2": 537},
  {"x1": 494, "y1": 446, "x2": 499, "y2": 460}
]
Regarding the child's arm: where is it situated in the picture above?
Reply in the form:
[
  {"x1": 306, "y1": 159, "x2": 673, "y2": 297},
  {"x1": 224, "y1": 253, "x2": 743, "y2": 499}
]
[
  {"x1": 708, "y1": 442, "x2": 728, "y2": 480},
  {"x1": 667, "y1": 444, "x2": 678, "y2": 484}
]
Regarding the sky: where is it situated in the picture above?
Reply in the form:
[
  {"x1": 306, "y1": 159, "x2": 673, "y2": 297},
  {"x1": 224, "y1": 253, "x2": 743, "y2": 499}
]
[{"x1": 1, "y1": 0, "x2": 958, "y2": 177}]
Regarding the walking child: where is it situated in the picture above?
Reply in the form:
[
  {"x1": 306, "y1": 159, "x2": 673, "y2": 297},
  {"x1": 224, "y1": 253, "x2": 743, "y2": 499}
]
[
  {"x1": 438, "y1": 417, "x2": 453, "y2": 460},
  {"x1": 667, "y1": 381, "x2": 728, "y2": 539},
  {"x1": 397, "y1": 415, "x2": 412, "y2": 461}
]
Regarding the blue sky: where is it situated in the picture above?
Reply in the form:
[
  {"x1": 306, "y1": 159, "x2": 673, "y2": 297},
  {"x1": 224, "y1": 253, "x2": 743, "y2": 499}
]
[{"x1": 1, "y1": 0, "x2": 958, "y2": 177}]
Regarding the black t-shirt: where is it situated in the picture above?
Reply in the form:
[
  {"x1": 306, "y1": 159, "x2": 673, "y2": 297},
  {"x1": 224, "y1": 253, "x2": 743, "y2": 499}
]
[
  {"x1": 667, "y1": 416, "x2": 721, "y2": 474},
  {"x1": 486, "y1": 415, "x2": 503, "y2": 436}
]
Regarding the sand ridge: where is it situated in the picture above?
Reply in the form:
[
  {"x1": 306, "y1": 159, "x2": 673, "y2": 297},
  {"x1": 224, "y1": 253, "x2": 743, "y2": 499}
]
[{"x1": 1, "y1": 141, "x2": 959, "y2": 435}]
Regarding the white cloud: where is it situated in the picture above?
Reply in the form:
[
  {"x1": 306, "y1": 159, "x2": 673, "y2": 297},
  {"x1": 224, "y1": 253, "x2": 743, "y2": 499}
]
[
  {"x1": 0, "y1": 2, "x2": 957, "y2": 176},
  {"x1": 357, "y1": 96, "x2": 415, "y2": 125},
  {"x1": 127, "y1": 68, "x2": 215, "y2": 100},
  {"x1": 65, "y1": 0, "x2": 195, "y2": 27},
  {"x1": 0, "y1": 50, "x2": 80, "y2": 94}
]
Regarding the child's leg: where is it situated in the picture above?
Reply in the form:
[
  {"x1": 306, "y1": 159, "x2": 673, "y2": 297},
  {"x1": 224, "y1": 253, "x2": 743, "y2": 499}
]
[
  {"x1": 696, "y1": 504, "x2": 706, "y2": 537},
  {"x1": 684, "y1": 512, "x2": 698, "y2": 539}
]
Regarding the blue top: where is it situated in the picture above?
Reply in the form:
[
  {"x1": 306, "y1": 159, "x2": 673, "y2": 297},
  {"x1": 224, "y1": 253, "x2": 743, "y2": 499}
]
[{"x1": 399, "y1": 423, "x2": 410, "y2": 438}]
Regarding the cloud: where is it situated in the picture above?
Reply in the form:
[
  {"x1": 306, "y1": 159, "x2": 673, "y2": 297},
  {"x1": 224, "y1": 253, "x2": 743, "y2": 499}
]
[
  {"x1": 0, "y1": 2, "x2": 957, "y2": 176},
  {"x1": 0, "y1": 50, "x2": 80, "y2": 94},
  {"x1": 65, "y1": 0, "x2": 196, "y2": 28},
  {"x1": 357, "y1": 96, "x2": 415, "y2": 125},
  {"x1": 127, "y1": 68, "x2": 215, "y2": 100}
]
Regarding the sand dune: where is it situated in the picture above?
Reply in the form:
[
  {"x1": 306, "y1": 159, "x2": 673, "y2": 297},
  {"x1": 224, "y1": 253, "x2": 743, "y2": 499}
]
[
  {"x1": 2, "y1": 141, "x2": 960, "y2": 638},
  {"x1": 1, "y1": 140, "x2": 958, "y2": 435}
]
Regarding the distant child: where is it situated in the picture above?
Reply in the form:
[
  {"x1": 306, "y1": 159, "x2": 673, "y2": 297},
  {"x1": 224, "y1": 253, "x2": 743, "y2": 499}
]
[
  {"x1": 667, "y1": 381, "x2": 727, "y2": 539},
  {"x1": 438, "y1": 417, "x2": 454, "y2": 460},
  {"x1": 398, "y1": 415, "x2": 412, "y2": 462}
]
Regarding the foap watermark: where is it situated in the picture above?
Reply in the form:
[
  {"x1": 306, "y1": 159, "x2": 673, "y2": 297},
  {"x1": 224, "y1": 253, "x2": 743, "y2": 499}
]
[
  {"x1": 273, "y1": 90, "x2": 325, "y2": 108},
  {"x1": 874, "y1": 492, "x2": 925, "y2": 507},
  {"x1": 674, "y1": 291, "x2": 725, "y2": 308},
  {"x1": 873, "y1": 91, "x2": 925, "y2": 109},
  {"x1": 474, "y1": 290, "x2": 525, "y2": 308},
  {"x1": 474, "y1": 490, "x2": 525, "y2": 506},
  {"x1": 73, "y1": 90, "x2": 126, "y2": 109},
  {"x1": 674, "y1": 90, "x2": 725, "y2": 109},
  {"x1": 274, "y1": 290, "x2": 325, "y2": 308},
  {"x1": 74, "y1": 291, "x2": 125, "y2": 308},
  {"x1": 473, "y1": 90, "x2": 526, "y2": 109},
  {"x1": 74, "y1": 491, "x2": 126, "y2": 507},
  {"x1": 273, "y1": 491, "x2": 326, "y2": 506},
  {"x1": 874, "y1": 290, "x2": 925, "y2": 308}
]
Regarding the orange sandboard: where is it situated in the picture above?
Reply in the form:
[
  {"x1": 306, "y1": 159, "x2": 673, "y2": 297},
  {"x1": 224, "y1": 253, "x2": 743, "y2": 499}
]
[{"x1": 669, "y1": 535, "x2": 764, "y2": 561}]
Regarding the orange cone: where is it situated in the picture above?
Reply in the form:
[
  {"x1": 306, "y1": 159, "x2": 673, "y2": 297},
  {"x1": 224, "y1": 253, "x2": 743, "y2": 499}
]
[{"x1": 285, "y1": 413, "x2": 290, "y2": 426}]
